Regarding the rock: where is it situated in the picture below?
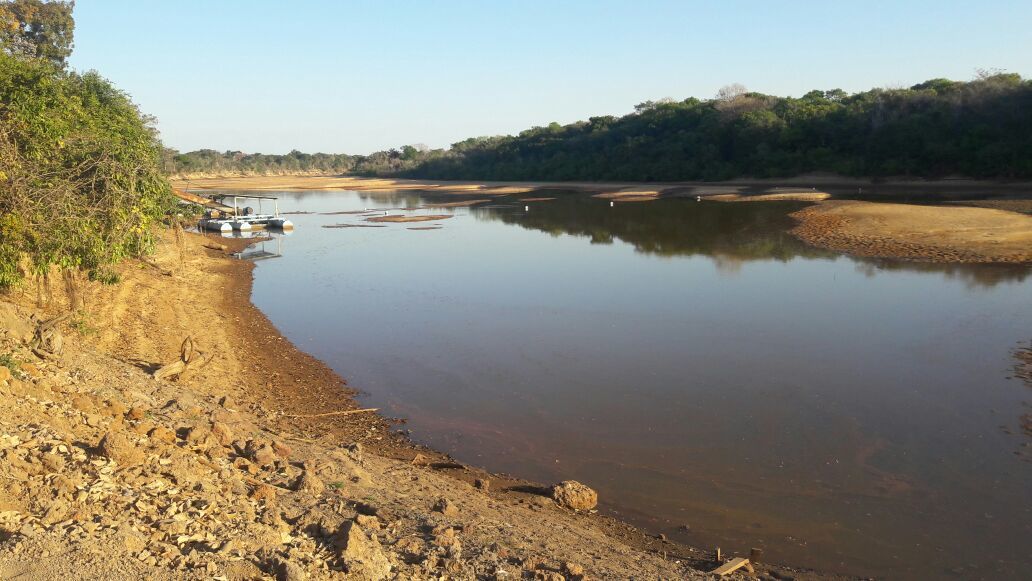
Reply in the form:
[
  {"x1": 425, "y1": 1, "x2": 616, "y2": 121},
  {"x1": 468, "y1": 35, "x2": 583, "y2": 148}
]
[
  {"x1": 127, "y1": 406, "x2": 147, "y2": 421},
  {"x1": 354, "y1": 514, "x2": 380, "y2": 530},
  {"x1": 71, "y1": 395, "x2": 96, "y2": 413},
  {"x1": 336, "y1": 521, "x2": 391, "y2": 580},
  {"x1": 275, "y1": 557, "x2": 307, "y2": 581},
  {"x1": 210, "y1": 422, "x2": 234, "y2": 446},
  {"x1": 343, "y1": 442, "x2": 363, "y2": 461},
  {"x1": 18, "y1": 363, "x2": 40, "y2": 378},
  {"x1": 250, "y1": 484, "x2": 278, "y2": 503},
  {"x1": 564, "y1": 562, "x2": 585, "y2": 577},
  {"x1": 116, "y1": 522, "x2": 147, "y2": 553},
  {"x1": 105, "y1": 400, "x2": 128, "y2": 417},
  {"x1": 295, "y1": 471, "x2": 324, "y2": 495},
  {"x1": 148, "y1": 426, "x2": 176, "y2": 444},
  {"x1": 7, "y1": 379, "x2": 26, "y2": 396},
  {"x1": 433, "y1": 498, "x2": 459, "y2": 517},
  {"x1": 272, "y1": 440, "x2": 292, "y2": 458},
  {"x1": 245, "y1": 440, "x2": 277, "y2": 466},
  {"x1": 183, "y1": 425, "x2": 210, "y2": 445},
  {"x1": 410, "y1": 453, "x2": 429, "y2": 466},
  {"x1": 98, "y1": 431, "x2": 144, "y2": 465},
  {"x1": 0, "y1": 366, "x2": 10, "y2": 382},
  {"x1": 475, "y1": 478, "x2": 490, "y2": 491},
  {"x1": 551, "y1": 480, "x2": 597, "y2": 511},
  {"x1": 219, "y1": 395, "x2": 235, "y2": 409}
]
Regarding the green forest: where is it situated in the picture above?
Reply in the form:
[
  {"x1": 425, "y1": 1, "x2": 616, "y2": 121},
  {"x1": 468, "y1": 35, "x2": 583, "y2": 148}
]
[
  {"x1": 387, "y1": 76, "x2": 1032, "y2": 181},
  {"x1": 166, "y1": 148, "x2": 357, "y2": 176},
  {"x1": 174, "y1": 75, "x2": 1032, "y2": 182},
  {"x1": 0, "y1": 0, "x2": 172, "y2": 288}
]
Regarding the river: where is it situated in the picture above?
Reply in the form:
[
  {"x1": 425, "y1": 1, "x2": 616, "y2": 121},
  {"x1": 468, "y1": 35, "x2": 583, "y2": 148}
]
[{"x1": 226, "y1": 188, "x2": 1031, "y2": 579}]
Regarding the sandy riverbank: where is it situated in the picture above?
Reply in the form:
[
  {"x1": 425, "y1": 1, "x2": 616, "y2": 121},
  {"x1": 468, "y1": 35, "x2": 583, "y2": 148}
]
[
  {"x1": 0, "y1": 229, "x2": 842, "y2": 579},
  {"x1": 169, "y1": 175, "x2": 843, "y2": 202},
  {"x1": 791, "y1": 201, "x2": 1032, "y2": 264}
]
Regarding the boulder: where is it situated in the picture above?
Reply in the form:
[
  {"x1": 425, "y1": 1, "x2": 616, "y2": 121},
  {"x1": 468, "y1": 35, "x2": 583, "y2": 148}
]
[
  {"x1": 433, "y1": 498, "x2": 459, "y2": 517},
  {"x1": 98, "y1": 431, "x2": 145, "y2": 465},
  {"x1": 336, "y1": 521, "x2": 391, "y2": 580},
  {"x1": 551, "y1": 480, "x2": 597, "y2": 511},
  {"x1": 295, "y1": 471, "x2": 324, "y2": 495},
  {"x1": 210, "y1": 421, "x2": 234, "y2": 446},
  {"x1": 148, "y1": 426, "x2": 176, "y2": 444}
]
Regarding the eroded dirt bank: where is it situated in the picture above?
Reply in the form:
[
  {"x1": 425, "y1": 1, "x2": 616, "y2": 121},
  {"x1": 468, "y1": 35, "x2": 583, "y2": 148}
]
[
  {"x1": 0, "y1": 231, "x2": 839, "y2": 579},
  {"x1": 790, "y1": 200, "x2": 1032, "y2": 264}
]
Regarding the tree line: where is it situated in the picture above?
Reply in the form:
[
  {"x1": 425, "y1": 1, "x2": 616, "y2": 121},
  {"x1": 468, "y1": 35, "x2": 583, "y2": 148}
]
[
  {"x1": 378, "y1": 74, "x2": 1031, "y2": 181},
  {"x1": 184, "y1": 73, "x2": 1032, "y2": 182}
]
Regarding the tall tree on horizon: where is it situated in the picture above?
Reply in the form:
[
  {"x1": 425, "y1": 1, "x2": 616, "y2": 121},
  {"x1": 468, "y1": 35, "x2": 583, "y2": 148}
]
[{"x1": 0, "y1": 0, "x2": 75, "y2": 66}]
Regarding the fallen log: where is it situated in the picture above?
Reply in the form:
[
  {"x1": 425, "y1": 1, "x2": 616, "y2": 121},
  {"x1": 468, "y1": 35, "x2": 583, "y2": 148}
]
[
  {"x1": 30, "y1": 314, "x2": 69, "y2": 360},
  {"x1": 203, "y1": 242, "x2": 229, "y2": 252}
]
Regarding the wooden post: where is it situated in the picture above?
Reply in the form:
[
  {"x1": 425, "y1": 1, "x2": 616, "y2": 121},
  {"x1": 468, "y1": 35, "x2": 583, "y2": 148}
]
[
  {"x1": 714, "y1": 547, "x2": 722, "y2": 562},
  {"x1": 749, "y1": 548, "x2": 763, "y2": 563}
]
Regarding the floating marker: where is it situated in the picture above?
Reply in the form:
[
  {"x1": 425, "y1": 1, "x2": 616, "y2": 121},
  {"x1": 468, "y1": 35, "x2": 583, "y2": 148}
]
[{"x1": 610, "y1": 201, "x2": 614, "y2": 207}]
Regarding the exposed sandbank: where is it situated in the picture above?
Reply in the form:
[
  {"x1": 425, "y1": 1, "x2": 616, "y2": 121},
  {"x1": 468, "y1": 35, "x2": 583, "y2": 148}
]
[{"x1": 791, "y1": 201, "x2": 1032, "y2": 264}]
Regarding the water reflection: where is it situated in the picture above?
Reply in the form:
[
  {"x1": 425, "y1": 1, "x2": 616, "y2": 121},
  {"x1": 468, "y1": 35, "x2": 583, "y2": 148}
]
[
  {"x1": 238, "y1": 188, "x2": 1032, "y2": 579},
  {"x1": 469, "y1": 192, "x2": 1030, "y2": 287}
]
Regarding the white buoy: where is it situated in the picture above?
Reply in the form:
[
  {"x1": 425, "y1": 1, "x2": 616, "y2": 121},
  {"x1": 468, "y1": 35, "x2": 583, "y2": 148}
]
[
  {"x1": 524, "y1": 206, "x2": 529, "y2": 211},
  {"x1": 610, "y1": 201, "x2": 614, "y2": 207},
  {"x1": 696, "y1": 196, "x2": 701, "y2": 202}
]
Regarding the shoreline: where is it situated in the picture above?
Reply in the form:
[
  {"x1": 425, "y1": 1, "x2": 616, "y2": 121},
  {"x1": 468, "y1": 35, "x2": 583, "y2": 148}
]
[
  {"x1": 178, "y1": 174, "x2": 1032, "y2": 265},
  {"x1": 0, "y1": 229, "x2": 840, "y2": 579}
]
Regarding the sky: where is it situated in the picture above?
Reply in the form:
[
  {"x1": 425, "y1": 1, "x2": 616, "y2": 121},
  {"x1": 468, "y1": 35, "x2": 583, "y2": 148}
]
[{"x1": 68, "y1": 0, "x2": 1032, "y2": 155}]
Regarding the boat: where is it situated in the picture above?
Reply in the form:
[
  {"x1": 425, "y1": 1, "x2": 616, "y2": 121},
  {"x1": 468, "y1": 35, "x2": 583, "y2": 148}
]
[{"x1": 192, "y1": 194, "x2": 294, "y2": 232}]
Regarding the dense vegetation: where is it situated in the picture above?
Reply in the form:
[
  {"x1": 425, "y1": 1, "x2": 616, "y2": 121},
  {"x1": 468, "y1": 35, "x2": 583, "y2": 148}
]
[
  {"x1": 166, "y1": 148, "x2": 357, "y2": 177},
  {"x1": 177, "y1": 75, "x2": 1032, "y2": 182},
  {"x1": 387, "y1": 75, "x2": 1032, "y2": 181},
  {"x1": 0, "y1": 0, "x2": 173, "y2": 288}
]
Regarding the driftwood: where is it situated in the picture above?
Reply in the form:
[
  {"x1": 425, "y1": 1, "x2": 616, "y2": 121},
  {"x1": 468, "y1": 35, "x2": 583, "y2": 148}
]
[
  {"x1": 153, "y1": 336, "x2": 214, "y2": 381},
  {"x1": 710, "y1": 557, "x2": 755, "y2": 576},
  {"x1": 203, "y1": 242, "x2": 228, "y2": 252},
  {"x1": 30, "y1": 314, "x2": 69, "y2": 360},
  {"x1": 282, "y1": 408, "x2": 379, "y2": 419}
]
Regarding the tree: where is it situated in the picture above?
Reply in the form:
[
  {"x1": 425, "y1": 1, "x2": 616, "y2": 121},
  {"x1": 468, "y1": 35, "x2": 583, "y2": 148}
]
[
  {"x1": 715, "y1": 83, "x2": 747, "y2": 103},
  {"x1": 0, "y1": 0, "x2": 75, "y2": 65}
]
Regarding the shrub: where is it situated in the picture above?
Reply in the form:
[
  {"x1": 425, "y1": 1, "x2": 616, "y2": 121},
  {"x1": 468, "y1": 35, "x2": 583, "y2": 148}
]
[{"x1": 0, "y1": 53, "x2": 174, "y2": 288}]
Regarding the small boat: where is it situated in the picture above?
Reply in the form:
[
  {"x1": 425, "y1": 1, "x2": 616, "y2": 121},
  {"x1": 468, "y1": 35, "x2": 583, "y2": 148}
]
[{"x1": 195, "y1": 194, "x2": 294, "y2": 232}]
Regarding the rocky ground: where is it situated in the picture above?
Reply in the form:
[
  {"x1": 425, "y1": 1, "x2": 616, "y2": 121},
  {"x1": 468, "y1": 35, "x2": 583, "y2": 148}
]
[
  {"x1": 0, "y1": 230, "x2": 834, "y2": 580},
  {"x1": 0, "y1": 303, "x2": 706, "y2": 579}
]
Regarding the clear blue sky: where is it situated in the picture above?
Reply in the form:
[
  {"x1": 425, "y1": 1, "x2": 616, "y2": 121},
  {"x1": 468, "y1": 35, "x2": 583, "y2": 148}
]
[{"x1": 68, "y1": 0, "x2": 1031, "y2": 155}]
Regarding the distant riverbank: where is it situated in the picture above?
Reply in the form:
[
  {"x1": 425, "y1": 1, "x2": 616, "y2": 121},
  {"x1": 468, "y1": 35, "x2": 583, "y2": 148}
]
[{"x1": 176, "y1": 174, "x2": 1032, "y2": 264}]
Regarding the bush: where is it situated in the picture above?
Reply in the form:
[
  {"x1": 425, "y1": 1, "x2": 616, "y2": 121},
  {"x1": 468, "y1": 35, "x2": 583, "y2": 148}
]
[{"x1": 0, "y1": 53, "x2": 174, "y2": 288}]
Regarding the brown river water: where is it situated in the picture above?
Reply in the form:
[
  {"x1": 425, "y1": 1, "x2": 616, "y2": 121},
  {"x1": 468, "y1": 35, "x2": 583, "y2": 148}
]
[{"x1": 227, "y1": 189, "x2": 1031, "y2": 579}]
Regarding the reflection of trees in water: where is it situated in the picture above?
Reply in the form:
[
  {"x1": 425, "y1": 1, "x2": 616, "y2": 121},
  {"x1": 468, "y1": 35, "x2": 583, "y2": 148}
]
[
  {"x1": 478, "y1": 195, "x2": 831, "y2": 262},
  {"x1": 477, "y1": 194, "x2": 1031, "y2": 288},
  {"x1": 851, "y1": 258, "x2": 1030, "y2": 289}
]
